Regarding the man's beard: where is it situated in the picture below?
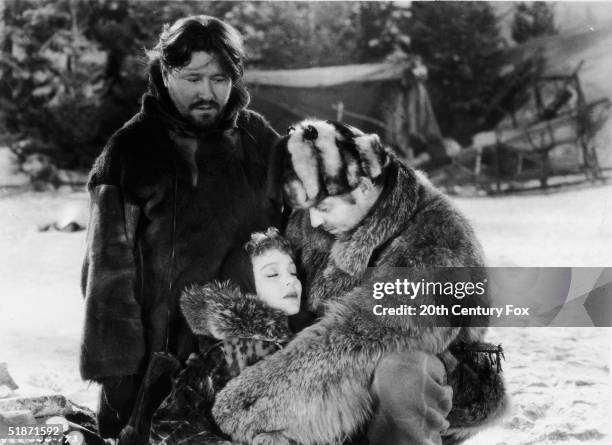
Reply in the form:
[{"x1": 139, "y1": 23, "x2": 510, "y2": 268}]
[{"x1": 188, "y1": 100, "x2": 222, "y2": 129}]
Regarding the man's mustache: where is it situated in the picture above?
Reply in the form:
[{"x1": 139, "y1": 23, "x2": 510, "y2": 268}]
[{"x1": 190, "y1": 100, "x2": 219, "y2": 110}]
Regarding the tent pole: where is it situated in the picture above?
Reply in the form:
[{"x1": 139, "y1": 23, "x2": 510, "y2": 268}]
[{"x1": 335, "y1": 101, "x2": 344, "y2": 122}]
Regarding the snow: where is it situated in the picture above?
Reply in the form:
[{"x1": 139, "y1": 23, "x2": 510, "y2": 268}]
[
  {"x1": 453, "y1": 185, "x2": 612, "y2": 444},
  {"x1": 0, "y1": 147, "x2": 30, "y2": 187},
  {"x1": 0, "y1": 184, "x2": 610, "y2": 444},
  {"x1": 0, "y1": 189, "x2": 92, "y2": 407},
  {"x1": 453, "y1": 183, "x2": 612, "y2": 268}
]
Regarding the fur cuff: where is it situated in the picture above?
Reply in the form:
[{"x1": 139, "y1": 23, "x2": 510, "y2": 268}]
[
  {"x1": 180, "y1": 280, "x2": 292, "y2": 343},
  {"x1": 447, "y1": 343, "x2": 508, "y2": 429}
]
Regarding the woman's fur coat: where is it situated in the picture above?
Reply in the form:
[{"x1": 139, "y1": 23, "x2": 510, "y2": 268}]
[
  {"x1": 150, "y1": 280, "x2": 292, "y2": 445},
  {"x1": 212, "y1": 159, "x2": 507, "y2": 444}
]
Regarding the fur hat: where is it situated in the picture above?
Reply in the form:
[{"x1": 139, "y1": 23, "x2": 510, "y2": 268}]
[{"x1": 271, "y1": 120, "x2": 390, "y2": 209}]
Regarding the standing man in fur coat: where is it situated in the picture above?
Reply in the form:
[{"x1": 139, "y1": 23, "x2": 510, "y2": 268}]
[
  {"x1": 80, "y1": 16, "x2": 282, "y2": 441},
  {"x1": 213, "y1": 120, "x2": 506, "y2": 444}
]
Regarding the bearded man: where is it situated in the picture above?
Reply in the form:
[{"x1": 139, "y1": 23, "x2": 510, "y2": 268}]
[{"x1": 80, "y1": 15, "x2": 281, "y2": 441}]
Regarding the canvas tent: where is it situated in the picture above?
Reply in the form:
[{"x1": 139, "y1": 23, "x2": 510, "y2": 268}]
[{"x1": 244, "y1": 61, "x2": 443, "y2": 159}]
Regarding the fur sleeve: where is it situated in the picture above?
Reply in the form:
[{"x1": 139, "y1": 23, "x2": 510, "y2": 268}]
[
  {"x1": 180, "y1": 281, "x2": 292, "y2": 343},
  {"x1": 80, "y1": 184, "x2": 144, "y2": 380}
]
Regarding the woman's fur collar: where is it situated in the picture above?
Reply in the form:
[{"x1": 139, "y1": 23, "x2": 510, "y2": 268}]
[{"x1": 180, "y1": 280, "x2": 292, "y2": 343}]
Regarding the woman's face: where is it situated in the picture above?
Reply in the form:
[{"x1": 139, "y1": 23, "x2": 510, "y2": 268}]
[{"x1": 252, "y1": 249, "x2": 302, "y2": 315}]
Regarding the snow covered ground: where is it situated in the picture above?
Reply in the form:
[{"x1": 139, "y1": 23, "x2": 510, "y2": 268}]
[
  {"x1": 454, "y1": 185, "x2": 612, "y2": 445},
  {"x1": 0, "y1": 183, "x2": 610, "y2": 444}
]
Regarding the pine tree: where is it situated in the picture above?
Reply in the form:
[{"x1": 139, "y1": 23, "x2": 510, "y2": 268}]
[
  {"x1": 408, "y1": 1, "x2": 510, "y2": 143},
  {"x1": 512, "y1": 2, "x2": 558, "y2": 44}
]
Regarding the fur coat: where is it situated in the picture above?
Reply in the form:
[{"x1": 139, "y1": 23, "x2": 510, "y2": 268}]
[
  {"x1": 150, "y1": 280, "x2": 292, "y2": 445},
  {"x1": 212, "y1": 160, "x2": 506, "y2": 444}
]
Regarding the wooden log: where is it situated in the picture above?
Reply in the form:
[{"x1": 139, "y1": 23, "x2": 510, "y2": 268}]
[
  {"x1": 0, "y1": 395, "x2": 70, "y2": 418},
  {"x1": 0, "y1": 410, "x2": 37, "y2": 426}
]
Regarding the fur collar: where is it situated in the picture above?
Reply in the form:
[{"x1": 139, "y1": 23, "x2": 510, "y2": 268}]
[
  {"x1": 180, "y1": 280, "x2": 292, "y2": 343},
  {"x1": 328, "y1": 161, "x2": 418, "y2": 276}
]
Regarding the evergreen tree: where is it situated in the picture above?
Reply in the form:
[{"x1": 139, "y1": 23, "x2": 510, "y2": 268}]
[
  {"x1": 512, "y1": 2, "x2": 558, "y2": 44},
  {"x1": 408, "y1": 1, "x2": 511, "y2": 142},
  {"x1": 1, "y1": 0, "x2": 542, "y2": 167},
  {"x1": 221, "y1": 2, "x2": 361, "y2": 69},
  {"x1": 0, "y1": 0, "x2": 224, "y2": 167}
]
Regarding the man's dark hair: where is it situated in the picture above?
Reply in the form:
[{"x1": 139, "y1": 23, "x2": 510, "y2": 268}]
[{"x1": 148, "y1": 15, "x2": 245, "y2": 82}]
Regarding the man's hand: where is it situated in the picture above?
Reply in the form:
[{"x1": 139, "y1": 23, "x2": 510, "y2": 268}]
[{"x1": 367, "y1": 351, "x2": 453, "y2": 445}]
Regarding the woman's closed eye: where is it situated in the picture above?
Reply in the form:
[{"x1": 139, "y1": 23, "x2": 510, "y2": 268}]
[{"x1": 261, "y1": 265, "x2": 280, "y2": 278}]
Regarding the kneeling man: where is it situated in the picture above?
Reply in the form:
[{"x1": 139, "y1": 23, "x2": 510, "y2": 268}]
[{"x1": 213, "y1": 120, "x2": 505, "y2": 445}]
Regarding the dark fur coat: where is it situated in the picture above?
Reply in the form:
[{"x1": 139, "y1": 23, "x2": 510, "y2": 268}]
[
  {"x1": 80, "y1": 60, "x2": 282, "y2": 383},
  {"x1": 212, "y1": 160, "x2": 507, "y2": 444},
  {"x1": 150, "y1": 281, "x2": 292, "y2": 445}
]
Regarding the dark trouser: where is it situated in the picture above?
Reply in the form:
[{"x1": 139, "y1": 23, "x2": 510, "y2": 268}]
[
  {"x1": 367, "y1": 351, "x2": 453, "y2": 445},
  {"x1": 97, "y1": 375, "x2": 141, "y2": 438}
]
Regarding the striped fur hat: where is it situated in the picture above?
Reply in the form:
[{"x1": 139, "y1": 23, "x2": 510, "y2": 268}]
[{"x1": 274, "y1": 120, "x2": 390, "y2": 209}]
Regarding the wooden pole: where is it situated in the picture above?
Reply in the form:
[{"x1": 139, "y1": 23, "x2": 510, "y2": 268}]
[
  {"x1": 0, "y1": 0, "x2": 6, "y2": 54},
  {"x1": 335, "y1": 101, "x2": 344, "y2": 122},
  {"x1": 69, "y1": 0, "x2": 79, "y2": 75}
]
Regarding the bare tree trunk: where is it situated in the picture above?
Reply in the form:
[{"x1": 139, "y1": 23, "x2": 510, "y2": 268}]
[
  {"x1": 69, "y1": 0, "x2": 79, "y2": 75},
  {"x1": 0, "y1": 0, "x2": 6, "y2": 54}
]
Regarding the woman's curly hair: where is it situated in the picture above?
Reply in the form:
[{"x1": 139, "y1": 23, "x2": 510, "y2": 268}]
[{"x1": 244, "y1": 227, "x2": 295, "y2": 260}]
